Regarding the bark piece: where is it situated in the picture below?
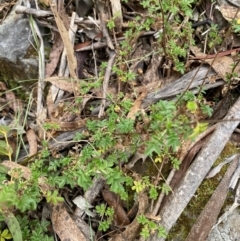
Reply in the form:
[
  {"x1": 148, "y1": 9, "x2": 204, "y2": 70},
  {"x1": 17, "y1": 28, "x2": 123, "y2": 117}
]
[
  {"x1": 142, "y1": 66, "x2": 223, "y2": 108},
  {"x1": 185, "y1": 155, "x2": 238, "y2": 241},
  {"x1": 52, "y1": 203, "x2": 86, "y2": 241},
  {"x1": 148, "y1": 96, "x2": 240, "y2": 241}
]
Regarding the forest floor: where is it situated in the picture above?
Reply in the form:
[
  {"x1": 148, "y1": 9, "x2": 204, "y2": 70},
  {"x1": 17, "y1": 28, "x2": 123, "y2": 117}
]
[{"x1": 1, "y1": 0, "x2": 240, "y2": 240}]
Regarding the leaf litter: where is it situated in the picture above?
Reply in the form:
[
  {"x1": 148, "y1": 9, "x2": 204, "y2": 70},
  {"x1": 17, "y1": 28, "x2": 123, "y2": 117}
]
[{"x1": 1, "y1": 0, "x2": 240, "y2": 240}]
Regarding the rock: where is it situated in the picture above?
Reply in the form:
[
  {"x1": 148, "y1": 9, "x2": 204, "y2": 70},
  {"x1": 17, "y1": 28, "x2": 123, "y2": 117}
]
[
  {"x1": 0, "y1": 0, "x2": 38, "y2": 89},
  {"x1": 207, "y1": 208, "x2": 240, "y2": 241}
]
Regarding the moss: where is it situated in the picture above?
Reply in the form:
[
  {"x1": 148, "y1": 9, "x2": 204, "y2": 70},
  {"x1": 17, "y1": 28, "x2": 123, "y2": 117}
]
[{"x1": 166, "y1": 142, "x2": 240, "y2": 240}]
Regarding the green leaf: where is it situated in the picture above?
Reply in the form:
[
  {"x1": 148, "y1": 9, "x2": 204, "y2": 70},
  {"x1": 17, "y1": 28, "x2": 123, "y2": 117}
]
[
  {"x1": 0, "y1": 141, "x2": 12, "y2": 156},
  {"x1": 3, "y1": 212, "x2": 22, "y2": 241},
  {"x1": 189, "y1": 122, "x2": 208, "y2": 139},
  {"x1": 187, "y1": 101, "x2": 198, "y2": 112},
  {"x1": 46, "y1": 190, "x2": 64, "y2": 205},
  {"x1": 157, "y1": 226, "x2": 167, "y2": 238},
  {"x1": 1, "y1": 229, "x2": 12, "y2": 240},
  {"x1": 145, "y1": 138, "x2": 162, "y2": 157},
  {"x1": 0, "y1": 164, "x2": 9, "y2": 174},
  {"x1": 96, "y1": 204, "x2": 106, "y2": 216},
  {"x1": 149, "y1": 186, "x2": 158, "y2": 200},
  {"x1": 137, "y1": 214, "x2": 148, "y2": 225},
  {"x1": 0, "y1": 126, "x2": 10, "y2": 136}
]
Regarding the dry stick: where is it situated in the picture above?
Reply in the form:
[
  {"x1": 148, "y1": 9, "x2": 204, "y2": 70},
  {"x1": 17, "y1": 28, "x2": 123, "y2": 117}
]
[
  {"x1": 50, "y1": 1, "x2": 78, "y2": 79},
  {"x1": 76, "y1": 31, "x2": 156, "y2": 52},
  {"x1": 148, "y1": 96, "x2": 240, "y2": 241},
  {"x1": 97, "y1": 4, "x2": 116, "y2": 117},
  {"x1": 185, "y1": 155, "x2": 239, "y2": 241},
  {"x1": 141, "y1": 66, "x2": 220, "y2": 108},
  {"x1": 98, "y1": 3, "x2": 115, "y2": 50},
  {"x1": 99, "y1": 49, "x2": 116, "y2": 117},
  {"x1": 15, "y1": 5, "x2": 52, "y2": 17},
  {"x1": 64, "y1": 12, "x2": 78, "y2": 78},
  {"x1": 52, "y1": 11, "x2": 78, "y2": 103},
  {"x1": 15, "y1": 5, "x2": 100, "y2": 25},
  {"x1": 212, "y1": 178, "x2": 240, "y2": 230},
  {"x1": 28, "y1": 11, "x2": 46, "y2": 136}
]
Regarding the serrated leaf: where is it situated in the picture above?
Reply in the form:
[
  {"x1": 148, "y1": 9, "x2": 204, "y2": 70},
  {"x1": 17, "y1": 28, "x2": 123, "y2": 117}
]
[
  {"x1": 1, "y1": 229, "x2": 12, "y2": 239},
  {"x1": 187, "y1": 101, "x2": 198, "y2": 112},
  {"x1": 189, "y1": 122, "x2": 208, "y2": 139}
]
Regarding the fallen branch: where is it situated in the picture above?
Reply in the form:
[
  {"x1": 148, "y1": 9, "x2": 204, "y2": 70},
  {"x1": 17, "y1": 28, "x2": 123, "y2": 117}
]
[
  {"x1": 148, "y1": 96, "x2": 240, "y2": 241},
  {"x1": 185, "y1": 155, "x2": 239, "y2": 241}
]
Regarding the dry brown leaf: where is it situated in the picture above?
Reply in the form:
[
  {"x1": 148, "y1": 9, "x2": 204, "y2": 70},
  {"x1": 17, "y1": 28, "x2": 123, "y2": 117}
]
[
  {"x1": 127, "y1": 90, "x2": 148, "y2": 120},
  {"x1": 0, "y1": 82, "x2": 7, "y2": 91},
  {"x1": 101, "y1": 187, "x2": 130, "y2": 226},
  {"x1": 74, "y1": 41, "x2": 92, "y2": 51},
  {"x1": 111, "y1": 191, "x2": 148, "y2": 241},
  {"x1": 44, "y1": 76, "x2": 79, "y2": 93},
  {"x1": 45, "y1": 32, "x2": 64, "y2": 78},
  {"x1": 3, "y1": 86, "x2": 24, "y2": 124},
  {"x1": 204, "y1": 56, "x2": 240, "y2": 81},
  {"x1": 52, "y1": 203, "x2": 86, "y2": 241},
  {"x1": 36, "y1": 107, "x2": 47, "y2": 140},
  {"x1": 46, "y1": 88, "x2": 57, "y2": 120},
  {"x1": 219, "y1": 4, "x2": 240, "y2": 21},
  {"x1": 38, "y1": 0, "x2": 50, "y2": 6},
  {"x1": 1, "y1": 161, "x2": 50, "y2": 193},
  {"x1": 26, "y1": 129, "x2": 38, "y2": 156},
  {"x1": 50, "y1": 3, "x2": 78, "y2": 79}
]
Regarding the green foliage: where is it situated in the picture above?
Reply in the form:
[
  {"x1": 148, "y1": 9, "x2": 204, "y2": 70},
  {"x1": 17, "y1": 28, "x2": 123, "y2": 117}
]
[
  {"x1": 107, "y1": 12, "x2": 122, "y2": 30},
  {"x1": 112, "y1": 0, "x2": 201, "y2": 81},
  {"x1": 0, "y1": 170, "x2": 41, "y2": 212},
  {"x1": 96, "y1": 204, "x2": 114, "y2": 231},
  {"x1": 43, "y1": 122, "x2": 60, "y2": 131},
  {"x1": 45, "y1": 190, "x2": 64, "y2": 205},
  {"x1": 0, "y1": 125, "x2": 13, "y2": 161},
  {"x1": 189, "y1": 122, "x2": 208, "y2": 139},
  {"x1": 137, "y1": 214, "x2": 167, "y2": 239},
  {"x1": 0, "y1": 0, "x2": 220, "y2": 239},
  {"x1": 17, "y1": 215, "x2": 53, "y2": 241},
  {"x1": 232, "y1": 19, "x2": 240, "y2": 34},
  {"x1": 145, "y1": 100, "x2": 192, "y2": 158},
  {"x1": 208, "y1": 24, "x2": 222, "y2": 48},
  {"x1": 0, "y1": 229, "x2": 12, "y2": 241}
]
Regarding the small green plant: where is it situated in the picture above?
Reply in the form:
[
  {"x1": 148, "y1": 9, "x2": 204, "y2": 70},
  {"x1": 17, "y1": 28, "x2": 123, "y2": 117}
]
[
  {"x1": 43, "y1": 122, "x2": 60, "y2": 131},
  {"x1": 208, "y1": 24, "x2": 223, "y2": 48},
  {"x1": 107, "y1": 12, "x2": 121, "y2": 30},
  {"x1": 16, "y1": 215, "x2": 53, "y2": 241},
  {"x1": 96, "y1": 204, "x2": 114, "y2": 232},
  {"x1": 137, "y1": 214, "x2": 167, "y2": 239},
  {"x1": 0, "y1": 229, "x2": 12, "y2": 241},
  {"x1": 232, "y1": 19, "x2": 240, "y2": 34},
  {"x1": 0, "y1": 1, "x2": 220, "y2": 239}
]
